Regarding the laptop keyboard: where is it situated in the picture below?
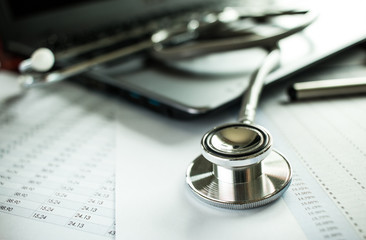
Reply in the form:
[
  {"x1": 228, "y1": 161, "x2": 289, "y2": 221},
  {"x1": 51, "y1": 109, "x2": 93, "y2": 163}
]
[
  {"x1": 41, "y1": 5, "x2": 214, "y2": 62},
  {"x1": 39, "y1": 0, "x2": 304, "y2": 63}
]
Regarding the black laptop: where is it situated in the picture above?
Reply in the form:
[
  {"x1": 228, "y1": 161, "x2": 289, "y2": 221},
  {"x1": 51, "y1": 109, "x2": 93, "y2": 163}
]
[{"x1": 1, "y1": 0, "x2": 365, "y2": 118}]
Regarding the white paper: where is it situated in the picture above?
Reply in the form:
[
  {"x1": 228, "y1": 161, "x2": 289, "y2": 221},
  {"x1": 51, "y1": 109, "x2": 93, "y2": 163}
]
[
  {"x1": 0, "y1": 75, "x2": 116, "y2": 240},
  {"x1": 258, "y1": 47, "x2": 366, "y2": 240}
]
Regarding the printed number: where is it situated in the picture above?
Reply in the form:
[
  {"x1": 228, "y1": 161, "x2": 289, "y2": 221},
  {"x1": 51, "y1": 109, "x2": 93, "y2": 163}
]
[
  {"x1": 60, "y1": 186, "x2": 74, "y2": 191},
  {"x1": 6, "y1": 198, "x2": 21, "y2": 204},
  {"x1": 108, "y1": 230, "x2": 116, "y2": 236},
  {"x1": 75, "y1": 212, "x2": 91, "y2": 220},
  {"x1": 94, "y1": 192, "x2": 109, "y2": 198},
  {"x1": 0, "y1": 205, "x2": 13, "y2": 212},
  {"x1": 14, "y1": 192, "x2": 28, "y2": 198},
  {"x1": 33, "y1": 213, "x2": 47, "y2": 220},
  {"x1": 88, "y1": 198, "x2": 104, "y2": 205},
  {"x1": 55, "y1": 192, "x2": 67, "y2": 198},
  {"x1": 81, "y1": 206, "x2": 98, "y2": 212},
  {"x1": 68, "y1": 221, "x2": 84, "y2": 228},
  {"x1": 47, "y1": 199, "x2": 61, "y2": 205},
  {"x1": 21, "y1": 186, "x2": 35, "y2": 191},
  {"x1": 28, "y1": 180, "x2": 42, "y2": 185},
  {"x1": 40, "y1": 206, "x2": 54, "y2": 212}
]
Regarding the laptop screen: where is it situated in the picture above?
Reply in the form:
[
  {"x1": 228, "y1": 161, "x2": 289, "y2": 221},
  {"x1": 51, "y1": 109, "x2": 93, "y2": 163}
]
[{"x1": 6, "y1": 0, "x2": 97, "y2": 20}]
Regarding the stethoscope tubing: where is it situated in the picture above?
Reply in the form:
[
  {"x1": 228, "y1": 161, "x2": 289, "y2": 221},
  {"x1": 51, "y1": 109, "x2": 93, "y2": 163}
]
[
  {"x1": 238, "y1": 46, "x2": 281, "y2": 124},
  {"x1": 152, "y1": 9, "x2": 318, "y2": 60},
  {"x1": 18, "y1": 8, "x2": 317, "y2": 88}
]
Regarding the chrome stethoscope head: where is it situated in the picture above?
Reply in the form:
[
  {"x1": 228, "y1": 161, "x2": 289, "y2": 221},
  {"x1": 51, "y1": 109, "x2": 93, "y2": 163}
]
[
  {"x1": 202, "y1": 123, "x2": 272, "y2": 168},
  {"x1": 186, "y1": 48, "x2": 292, "y2": 209},
  {"x1": 186, "y1": 123, "x2": 292, "y2": 209}
]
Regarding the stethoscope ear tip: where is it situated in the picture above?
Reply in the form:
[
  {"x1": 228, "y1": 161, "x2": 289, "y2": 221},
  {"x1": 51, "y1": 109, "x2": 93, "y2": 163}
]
[
  {"x1": 30, "y1": 48, "x2": 55, "y2": 72},
  {"x1": 19, "y1": 48, "x2": 55, "y2": 74}
]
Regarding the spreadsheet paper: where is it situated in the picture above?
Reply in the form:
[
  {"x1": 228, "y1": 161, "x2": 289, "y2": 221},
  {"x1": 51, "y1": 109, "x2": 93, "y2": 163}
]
[{"x1": 0, "y1": 74, "x2": 116, "y2": 240}]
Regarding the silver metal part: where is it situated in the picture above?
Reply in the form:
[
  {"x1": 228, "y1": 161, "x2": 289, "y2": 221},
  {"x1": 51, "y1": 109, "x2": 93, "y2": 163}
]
[
  {"x1": 186, "y1": 47, "x2": 292, "y2": 209},
  {"x1": 186, "y1": 149, "x2": 292, "y2": 209},
  {"x1": 153, "y1": 8, "x2": 317, "y2": 60},
  {"x1": 201, "y1": 123, "x2": 272, "y2": 168},
  {"x1": 288, "y1": 77, "x2": 366, "y2": 100}
]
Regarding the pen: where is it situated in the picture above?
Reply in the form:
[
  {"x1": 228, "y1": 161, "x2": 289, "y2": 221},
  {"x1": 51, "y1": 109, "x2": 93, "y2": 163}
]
[{"x1": 287, "y1": 77, "x2": 366, "y2": 100}]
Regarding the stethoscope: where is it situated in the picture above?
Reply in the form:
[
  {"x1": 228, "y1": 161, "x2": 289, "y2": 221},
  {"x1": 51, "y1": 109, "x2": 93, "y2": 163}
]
[
  {"x1": 17, "y1": 6, "x2": 317, "y2": 88},
  {"x1": 186, "y1": 46, "x2": 292, "y2": 209},
  {"x1": 181, "y1": 7, "x2": 317, "y2": 209},
  {"x1": 17, "y1": 5, "x2": 316, "y2": 209}
]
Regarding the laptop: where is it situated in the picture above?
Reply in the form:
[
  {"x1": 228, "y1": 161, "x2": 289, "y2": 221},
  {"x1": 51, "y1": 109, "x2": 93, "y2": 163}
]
[{"x1": 1, "y1": 0, "x2": 366, "y2": 118}]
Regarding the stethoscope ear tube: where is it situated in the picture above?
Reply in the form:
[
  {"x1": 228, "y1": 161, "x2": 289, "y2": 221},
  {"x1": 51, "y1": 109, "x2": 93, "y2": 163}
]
[
  {"x1": 152, "y1": 9, "x2": 318, "y2": 60},
  {"x1": 17, "y1": 6, "x2": 317, "y2": 88}
]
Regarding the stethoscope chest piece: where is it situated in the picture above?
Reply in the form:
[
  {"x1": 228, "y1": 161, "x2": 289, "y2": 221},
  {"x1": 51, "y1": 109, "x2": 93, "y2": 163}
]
[{"x1": 186, "y1": 123, "x2": 292, "y2": 209}]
